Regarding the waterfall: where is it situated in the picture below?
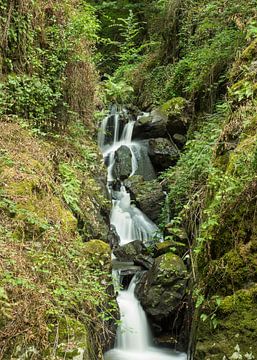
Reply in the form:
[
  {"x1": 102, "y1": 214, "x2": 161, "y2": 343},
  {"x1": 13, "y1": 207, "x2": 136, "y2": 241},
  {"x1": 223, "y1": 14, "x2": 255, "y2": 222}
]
[{"x1": 99, "y1": 107, "x2": 187, "y2": 360}]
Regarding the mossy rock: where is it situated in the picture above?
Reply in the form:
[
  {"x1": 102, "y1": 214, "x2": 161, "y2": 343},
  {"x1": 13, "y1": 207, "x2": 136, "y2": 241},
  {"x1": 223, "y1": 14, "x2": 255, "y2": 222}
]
[
  {"x1": 154, "y1": 240, "x2": 186, "y2": 257},
  {"x1": 124, "y1": 175, "x2": 165, "y2": 223},
  {"x1": 195, "y1": 287, "x2": 257, "y2": 359},
  {"x1": 83, "y1": 240, "x2": 111, "y2": 269},
  {"x1": 47, "y1": 316, "x2": 91, "y2": 359}
]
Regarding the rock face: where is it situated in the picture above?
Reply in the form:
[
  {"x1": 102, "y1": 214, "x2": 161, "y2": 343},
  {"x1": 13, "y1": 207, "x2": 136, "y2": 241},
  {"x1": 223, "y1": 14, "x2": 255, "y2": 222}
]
[
  {"x1": 160, "y1": 97, "x2": 189, "y2": 137},
  {"x1": 113, "y1": 240, "x2": 146, "y2": 262},
  {"x1": 133, "y1": 110, "x2": 168, "y2": 139},
  {"x1": 112, "y1": 145, "x2": 132, "y2": 180},
  {"x1": 148, "y1": 137, "x2": 180, "y2": 171},
  {"x1": 135, "y1": 252, "x2": 189, "y2": 350},
  {"x1": 124, "y1": 175, "x2": 165, "y2": 223},
  {"x1": 132, "y1": 144, "x2": 156, "y2": 181},
  {"x1": 135, "y1": 253, "x2": 188, "y2": 318},
  {"x1": 107, "y1": 225, "x2": 120, "y2": 248}
]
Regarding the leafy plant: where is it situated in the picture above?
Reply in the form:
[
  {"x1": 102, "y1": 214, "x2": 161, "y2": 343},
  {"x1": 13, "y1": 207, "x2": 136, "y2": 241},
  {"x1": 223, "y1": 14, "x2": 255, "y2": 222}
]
[{"x1": 59, "y1": 163, "x2": 82, "y2": 214}]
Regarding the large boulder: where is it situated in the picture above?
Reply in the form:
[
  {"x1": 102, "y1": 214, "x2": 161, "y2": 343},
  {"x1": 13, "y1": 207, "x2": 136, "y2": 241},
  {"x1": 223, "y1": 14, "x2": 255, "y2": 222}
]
[
  {"x1": 132, "y1": 110, "x2": 168, "y2": 139},
  {"x1": 148, "y1": 137, "x2": 180, "y2": 171},
  {"x1": 124, "y1": 175, "x2": 165, "y2": 223},
  {"x1": 112, "y1": 145, "x2": 132, "y2": 180},
  {"x1": 113, "y1": 240, "x2": 146, "y2": 262},
  {"x1": 135, "y1": 253, "x2": 188, "y2": 318},
  {"x1": 135, "y1": 252, "x2": 189, "y2": 350},
  {"x1": 131, "y1": 143, "x2": 156, "y2": 181},
  {"x1": 160, "y1": 97, "x2": 189, "y2": 135}
]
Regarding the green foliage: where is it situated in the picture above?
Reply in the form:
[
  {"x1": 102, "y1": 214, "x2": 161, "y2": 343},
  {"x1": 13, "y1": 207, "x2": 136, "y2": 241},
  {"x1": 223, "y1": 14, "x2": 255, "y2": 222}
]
[
  {"x1": 117, "y1": 10, "x2": 142, "y2": 66},
  {"x1": 1, "y1": 75, "x2": 61, "y2": 124},
  {"x1": 0, "y1": 0, "x2": 99, "y2": 130},
  {"x1": 59, "y1": 163, "x2": 82, "y2": 214},
  {"x1": 104, "y1": 75, "x2": 134, "y2": 103},
  {"x1": 163, "y1": 102, "x2": 228, "y2": 216}
]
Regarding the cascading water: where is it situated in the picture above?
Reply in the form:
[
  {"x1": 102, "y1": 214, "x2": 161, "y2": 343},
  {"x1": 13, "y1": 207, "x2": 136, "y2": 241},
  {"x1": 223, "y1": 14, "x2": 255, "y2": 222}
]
[{"x1": 99, "y1": 107, "x2": 187, "y2": 360}]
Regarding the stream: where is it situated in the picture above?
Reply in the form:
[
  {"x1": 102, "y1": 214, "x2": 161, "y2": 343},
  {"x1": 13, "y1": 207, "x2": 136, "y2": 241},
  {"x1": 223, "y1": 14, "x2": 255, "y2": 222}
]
[{"x1": 99, "y1": 107, "x2": 187, "y2": 360}]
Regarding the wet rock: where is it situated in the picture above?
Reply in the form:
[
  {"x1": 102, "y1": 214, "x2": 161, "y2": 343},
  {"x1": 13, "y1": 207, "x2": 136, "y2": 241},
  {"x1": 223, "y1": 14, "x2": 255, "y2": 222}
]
[
  {"x1": 172, "y1": 133, "x2": 187, "y2": 148},
  {"x1": 112, "y1": 145, "x2": 132, "y2": 180},
  {"x1": 135, "y1": 253, "x2": 188, "y2": 318},
  {"x1": 113, "y1": 240, "x2": 146, "y2": 262},
  {"x1": 107, "y1": 225, "x2": 120, "y2": 248},
  {"x1": 134, "y1": 254, "x2": 154, "y2": 270},
  {"x1": 124, "y1": 175, "x2": 165, "y2": 223},
  {"x1": 132, "y1": 144, "x2": 156, "y2": 181},
  {"x1": 148, "y1": 137, "x2": 180, "y2": 171},
  {"x1": 132, "y1": 110, "x2": 168, "y2": 139}
]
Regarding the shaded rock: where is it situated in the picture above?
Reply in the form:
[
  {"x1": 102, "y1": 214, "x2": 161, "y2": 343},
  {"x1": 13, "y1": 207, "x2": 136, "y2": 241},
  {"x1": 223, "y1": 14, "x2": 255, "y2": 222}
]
[
  {"x1": 113, "y1": 240, "x2": 146, "y2": 262},
  {"x1": 132, "y1": 143, "x2": 156, "y2": 181},
  {"x1": 160, "y1": 97, "x2": 189, "y2": 137},
  {"x1": 133, "y1": 110, "x2": 168, "y2": 139},
  {"x1": 154, "y1": 240, "x2": 186, "y2": 258},
  {"x1": 135, "y1": 253, "x2": 188, "y2": 318},
  {"x1": 173, "y1": 133, "x2": 187, "y2": 148},
  {"x1": 134, "y1": 254, "x2": 154, "y2": 270},
  {"x1": 124, "y1": 175, "x2": 165, "y2": 222},
  {"x1": 148, "y1": 137, "x2": 180, "y2": 171},
  {"x1": 112, "y1": 145, "x2": 132, "y2": 180},
  {"x1": 135, "y1": 252, "x2": 189, "y2": 351},
  {"x1": 107, "y1": 225, "x2": 120, "y2": 248}
]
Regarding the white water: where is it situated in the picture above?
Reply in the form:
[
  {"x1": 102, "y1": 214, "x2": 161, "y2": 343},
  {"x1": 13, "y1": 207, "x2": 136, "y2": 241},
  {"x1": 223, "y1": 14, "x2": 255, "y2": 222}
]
[
  {"x1": 99, "y1": 108, "x2": 187, "y2": 360},
  {"x1": 105, "y1": 278, "x2": 186, "y2": 360},
  {"x1": 111, "y1": 186, "x2": 158, "y2": 245}
]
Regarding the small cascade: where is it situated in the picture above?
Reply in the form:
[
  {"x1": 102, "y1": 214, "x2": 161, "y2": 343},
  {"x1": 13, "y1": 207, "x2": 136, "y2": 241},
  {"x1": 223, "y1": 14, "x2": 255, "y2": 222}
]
[
  {"x1": 116, "y1": 275, "x2": 151, "y2": 351},
  {"x1": 99, "y1": 107, "x2": 187, "y2": 360},
  {"x1": 111, "y1": 186, "x2": 158, "y2": 245}
]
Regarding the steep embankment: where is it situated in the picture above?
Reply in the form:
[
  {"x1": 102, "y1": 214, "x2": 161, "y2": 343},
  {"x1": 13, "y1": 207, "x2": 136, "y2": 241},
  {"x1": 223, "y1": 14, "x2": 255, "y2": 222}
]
[
  {"x1": 0, "y1": 120, "x2": 114, "y2": 359},
  {"x1": 0, "y1": 1, "x2": 116, "y2": 359}
]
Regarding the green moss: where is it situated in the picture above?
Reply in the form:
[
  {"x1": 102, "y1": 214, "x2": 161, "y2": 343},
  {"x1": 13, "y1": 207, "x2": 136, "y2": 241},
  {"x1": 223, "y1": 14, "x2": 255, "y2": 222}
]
[
  {"x1": 83, "y1": 240, "x2": 111, "y2": 269},
  {"x1": 47, "y1": 317, "x2": 90, "y2": 359},
  {"x1": 241, "y1": 38, "x2": 257, "y2": 62},
  {"x1": 196, "y1": 287, "x2": 257, "y2": 358}
]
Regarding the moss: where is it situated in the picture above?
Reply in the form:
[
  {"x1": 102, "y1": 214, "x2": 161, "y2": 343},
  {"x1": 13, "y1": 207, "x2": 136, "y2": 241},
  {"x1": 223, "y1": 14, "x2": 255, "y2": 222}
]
[
  {"x1": 159, "y1": 252, "x2": 187, "y2": 276},
  {"x1": 240, "y1": 39, "x2": 257, "y2": 62},
  {"x1": 196, "y1": 287, "x2": 257, "y2": 359},
  {"x1": 0, "y1": 121, "x2": 113, "y2": 358},
  {"x1": 47, "y1": 317, "x2": 90, "y2": 359},
  {"x1": 154, "y1": 240, "x2": 186, "y2": 257},
  {"x1": 83, "y1": 240, "x2": 111, "y2": 269}
]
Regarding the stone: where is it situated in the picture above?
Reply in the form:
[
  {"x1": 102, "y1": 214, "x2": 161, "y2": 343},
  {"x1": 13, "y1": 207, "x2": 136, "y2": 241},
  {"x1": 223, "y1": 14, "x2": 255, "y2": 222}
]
[
  {"x1": 135, "y1": 253, "x2": 188, "y2": 318},
  {"x1": 107, "y1": 225, "x2": 120, "y2": 248},
  {"x1": 131, "y1": 143, "x2": 156, "y2": 181},
  {"x1": 113, "y1": 240, "x2": 146, "y2": 262},
  {"x1": 134, "y1": 254, "x2": 154, "y2": 270},
  {"x1": 112, "y1": 145, "x2": 132, "y2": 180},
  {"x1": 124, "y1": 175, "x2": 165, "y2": 223},
  {"x1": 132, "y1": 110, "x2": 168, "y2": 139},
  {"x1": 154, "y1": 240, "x2": 186, "y2": 258},
  {"x1": 160, "y1": 97, "x2": 189, "y2": 137},
  {"x1": 173, "y1": 133, "x2": 187, "y2": 148},
  {"x1": 148, "y1": 137, "x2": 180, "y2": 171}
]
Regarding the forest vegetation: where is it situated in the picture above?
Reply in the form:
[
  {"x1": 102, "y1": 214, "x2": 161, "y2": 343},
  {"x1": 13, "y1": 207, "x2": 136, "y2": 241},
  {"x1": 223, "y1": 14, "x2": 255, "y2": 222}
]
[{"x1": 0, "y1": 0, "x2": 257, "y2": 359}]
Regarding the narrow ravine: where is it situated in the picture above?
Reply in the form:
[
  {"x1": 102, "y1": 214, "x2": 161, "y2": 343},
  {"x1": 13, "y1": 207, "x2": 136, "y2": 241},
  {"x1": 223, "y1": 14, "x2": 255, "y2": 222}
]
[{"x1": 99, "y1": 107, "x2": 187, "y2": 360}]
